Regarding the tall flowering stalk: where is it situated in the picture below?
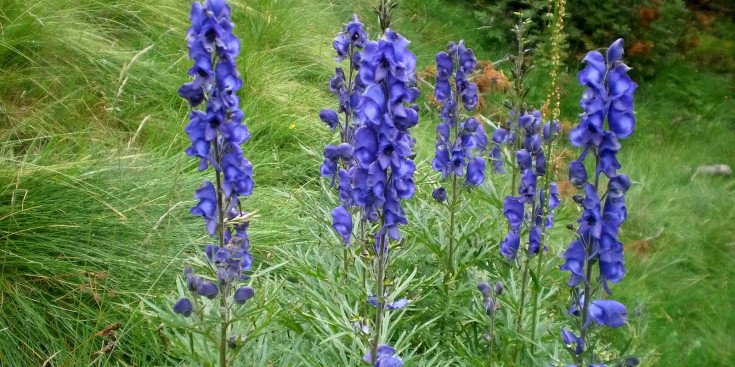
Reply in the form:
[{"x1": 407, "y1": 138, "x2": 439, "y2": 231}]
[
  {"x1": 559, "y1": 39, "x2": 636, "y2": 367},
  {"x1": 431, "y1": 40, "x2": 487, "y2": 275},
  {"x1": 491, "y1": 18, "x2": 562, "y2": 363},
  {"x1": 349, "y1": 28, "x2": 419, "y2": 366},
  {"x1": 173, "y1": 2, "x2": 254, "y2": 366}
]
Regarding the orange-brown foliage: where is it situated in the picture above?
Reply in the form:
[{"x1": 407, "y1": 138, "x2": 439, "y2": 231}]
[{"x1": 629, "y1": 40, "x2": 654, "y2": 56}]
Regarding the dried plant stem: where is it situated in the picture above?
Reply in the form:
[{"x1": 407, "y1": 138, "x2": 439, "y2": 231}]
[{"x1": 531, "y1": 0, "x2": 566, "y2": 352}]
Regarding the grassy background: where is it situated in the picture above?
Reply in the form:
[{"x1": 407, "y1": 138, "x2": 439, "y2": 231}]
[{"x1": 1, "y1": 0, "x2": 733, "y2": 365}]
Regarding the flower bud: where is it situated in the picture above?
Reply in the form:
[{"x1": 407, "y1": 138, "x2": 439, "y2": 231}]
[
  {"x1": 477, "y1": 282, "x2": 491, "y2": 295},
  {"x1": 173, "y1": 298, "x2": 193, "y2": 317},
  {"x1": 432, "y1": 187, "x2": 447, "y2": 203},
  {"x1": 484, "y1": 297, "x2": 495, "y2": 315},
  {"x1": 233, "y1": 287, "x2": 254, "y2": 305},
  {"x1": 494, "y1": 281, "x2": 504, "y2": 296},
  {"x1": 186, "y1": 274, "x2": 203, "y2": 292},
  {"x1": 197, "y1": 282, "x2": 219, "y2": 300}
]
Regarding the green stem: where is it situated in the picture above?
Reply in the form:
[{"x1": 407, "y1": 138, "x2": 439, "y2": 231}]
[
  {"x1": 514, "y1": 257, "x2": 530, "y2": 363},
  {"x1": 371, "y1": 230, "x2": 387, "y2": 364},
  {"x1": 213, "y1": 131, "x2": 229, "y2": 367},
  {"x1": 219, "y1": 297, "x2": 228, "y2": 367},
  {"x1": 488, "y1": 298, "x2": 497, "y2": 367},
  {"x1": 448, "y1": 174, "x2": 458, "y2": 275},
  {"x1": 360, "y1": 217, "x2": 368, "y2": 319}
]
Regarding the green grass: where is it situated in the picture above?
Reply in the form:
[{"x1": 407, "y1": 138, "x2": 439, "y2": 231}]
[{"x1": 1, "y1": 0, "x2": 734, "y2": 365}]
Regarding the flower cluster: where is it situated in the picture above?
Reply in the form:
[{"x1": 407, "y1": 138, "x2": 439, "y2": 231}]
[
  {"x1": 477, "y1": 280, "x2": 503, "y2": 316},
  {"x1": 431, "y1": 41, "x2": 487, "y2": 189},
  {"x1": 173, "y1": 0, "x2": 254, "y2": 318},
  {"x1": 559, "y1": 39, "x2": 636, "y2": 359},
  {"x1": 327, "y1": 28, "x2": 420, "y2": 249},
  {"x1": 498, "y1": 110, "x2": 561, "y2": 261}
]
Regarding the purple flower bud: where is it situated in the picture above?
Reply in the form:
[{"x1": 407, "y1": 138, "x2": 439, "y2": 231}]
[
  {"x1": 494, "y1": 281, "x2": 503, "y2": 295},
  {"x1": 332, "y1": 206, "x2": 353, "y2": 247},
  {"x1": 173, "y1": 298, "x2": 193, "y2": 317},
  {"x1": 319, "y1": 109, "x2": 340, "y2": 132},
  {"x1": 432, "y1": 187, "x2": 447, "y2": 203},
  {"x1": 568, "y1": 160, "x2": 588, "y2": 189},
  {"x1": 186, "y1": 274, "x2": 203, "y2": 292},
  {"x1": 477, "y1": 282, "x2": 491, "y2": 295},
  {"x1": 607, "y1": 38, "x2": 624, "y2": 64},
  {"x1": 484, "y1": 297, "x2": 495, "y2": 315},
  {"x1": 197, "y1": 282, "x2": 219, "y2": 300},
  {"x1": 233, "y1": 287, "x2": 254, "y2": 305}
]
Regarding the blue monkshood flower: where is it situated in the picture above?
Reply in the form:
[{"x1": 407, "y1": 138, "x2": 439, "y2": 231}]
[
  {"x1": 321, "y1": 143, "x2": 354, "y2": 185},
  {"x1": 545, "y1": 182, "x2": 561, "y2": 228},
  {"x1": 320, "y1": 109, "x2": 340, "y2": 132},
  {"x1": 345, "y1": 15, "x2": 367, "y2": 49},
  {"x1": 197, "y1": 281, "x2": 219, "y2": 300},
  {"x1": 560, "y1": 239, "x2": 586, "y2": 287},
  {"x1": 528, "y1": 226, "x2": 542, "y2": 254},
  {"x1": 331, "y1": 206, "x2": 353, "y2": 246},
  {"x1": 460, "y1": 117, "x2": 488, "y2": 154},
  {"x1": 366, "y1": 295, "x2": 410, "y2": 309},
  {"x1": 191, "y1": 181, "x2": 218, "y2": 235},
  {"x1": 586, "y1": 299, "x2": 628, "y2": 329},
  {"x1": 465, "y1": 157, "x2": 486, "y2": 187},
  {"x1": 490, "y1": 145, "x2": 504, "y2": 173},
  {"x1": 333, "y1": 33, "x2": 349, "y2": 62},
  {"x1": 500, "y1": 230, "x2": 520, "y2": 261},
  {"x1": 568, "y1": 159, "x2": 589, "y2": 189},
  {"x1": 503, "y1": 196, "x2": 524, "y2": 230},
  {"x1": 458, "y1": 43, "x2": 477, "y2": 74},
  {"x1": 561, "y1": 328, "x2": 584, "y2": 355},
  {"x1": 516, "y1": 150, "x2": 532, "y2": 171},
  {"x1": 363, "y1": 344, "x2": 403, "y2": 367},
  {"x1": 330, "y1": 67, "x2": 346, "y2": 94},
  {"x1": 205, "y1": 244, "x2": 219, "y2": 263},
  {"x1": 598, "y1": 131, "x2": 622, "y2": 177},
  {"x1": 436, "y1": 52, "x2": 453, "y2": 80},
  {"x1": 233, "y1": 287, "x2": 254, "y2": 305},
  {"x1": 337, "y1": 169, "x2": 353, "y2": 206},
  {"x1": 518, "y1": 169, "x2": 537, "y2": 204},
  {"x1": 578, "y1": 184, "x2": 602, "y2": 240},
  {"x1": 432, "y1": 187, "x2": 447, "y2": 203},
  {"x1": 173, "y1": 298, "x2": 194, "y2": 317},
  {"x1": 221, "y1": 144, "x2": 254, "y2": 198}
]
